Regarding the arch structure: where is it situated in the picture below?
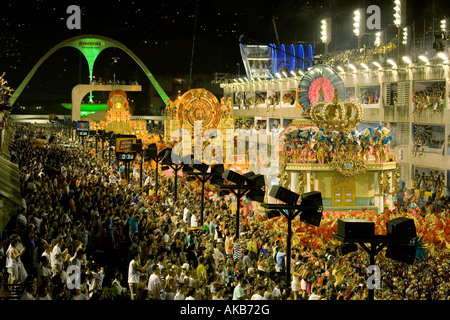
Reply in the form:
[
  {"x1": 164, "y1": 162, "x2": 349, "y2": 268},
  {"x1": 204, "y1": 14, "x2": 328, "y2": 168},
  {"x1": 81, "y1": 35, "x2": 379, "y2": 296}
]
[{"x1": 9, "y1": 34, "x2": 169, "y2": 108}]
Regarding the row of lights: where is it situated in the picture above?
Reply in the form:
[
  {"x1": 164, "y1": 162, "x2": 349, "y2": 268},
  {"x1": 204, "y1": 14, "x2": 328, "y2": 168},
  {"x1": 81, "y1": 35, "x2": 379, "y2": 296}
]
[
  {"x1": 231, "y1": 70, "x2": 306, "y2": 84},
  {"x1": 337, "y1": 52, "x2": 449, "y2": 73}
]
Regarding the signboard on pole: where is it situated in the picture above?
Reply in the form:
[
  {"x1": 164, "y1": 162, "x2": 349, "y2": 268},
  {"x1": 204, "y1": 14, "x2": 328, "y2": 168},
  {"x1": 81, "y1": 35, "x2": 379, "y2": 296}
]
[
  {"x1": 76, "y1": 120, "x2": 90, "y2": 136},
  {"x1": 115, "y1": 134, "x2": 137, "y2": 161}
]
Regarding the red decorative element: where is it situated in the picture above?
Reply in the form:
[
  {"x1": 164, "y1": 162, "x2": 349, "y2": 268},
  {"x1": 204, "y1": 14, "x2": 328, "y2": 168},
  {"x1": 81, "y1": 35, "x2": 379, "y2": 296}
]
[{"x1": 308, "y1": 77, "x2": 335, "y2": 105}]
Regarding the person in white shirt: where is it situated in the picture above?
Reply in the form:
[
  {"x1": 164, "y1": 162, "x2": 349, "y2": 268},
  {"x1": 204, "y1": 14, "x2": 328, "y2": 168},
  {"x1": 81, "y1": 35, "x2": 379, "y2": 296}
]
[
  {"x1": 20, "y1": 282, "x2": 37, "y2": 300},
  {"x1": 251, "y1": 285, "x2": 266, "y2": 300},
  {"x1": 190, "y1": 213, "x2": 198, "y2": 228},
  {"x1": 88, "y1": 264, "x2": 105, "y2": 297},
  {"x1": 147, "y1": 265, "x2": 162, "y2": 300},
  {"x1": 50, "y1": 238, "x2": 67, "y2": 277},
  {"x1": 185, "y1": 287, "x2": 196, "y2": 300},
  {"x1": 308, "y1": 284, "x2": 322, "y2": 300}
]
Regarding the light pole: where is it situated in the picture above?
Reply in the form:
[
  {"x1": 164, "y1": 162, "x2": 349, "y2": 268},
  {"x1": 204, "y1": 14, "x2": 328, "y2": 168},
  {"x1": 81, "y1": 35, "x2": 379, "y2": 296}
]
[
  {"x1": 220, "y1": 169, "x2": 266, "y2": 238},
  {"x1": 183, "y1": 163, "x2": 225, "y2": 226},
  {"x1": 332, "y1": 217, "x2": 417, "y2": 300},
  {"x1": 262, "y1": 185, "x2": 323, "y2": 299},
  {"x1": 159, "y1": 148, "x2": 190, "y2": 203}
]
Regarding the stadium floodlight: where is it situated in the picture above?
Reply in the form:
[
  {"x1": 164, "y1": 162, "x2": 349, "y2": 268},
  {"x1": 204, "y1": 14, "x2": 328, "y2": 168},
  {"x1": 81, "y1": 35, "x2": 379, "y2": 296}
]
[
  {"x1": 402, "y1": 55, "x2": 412, "y2": 65},
  {"x1": 373, "y1": 61, "x2": 383, "y2": 70},
  {"x1": 437, "y1": 52, "x2": 448, "y2": 61},
  {"x1": 374, "y1": 32, "x2": 381, "y2": 47},
  {"x1": 402, "y1": 26, "x2": 408, "y2": 45},
  {"x1": 394, "y1": 0, "x2": 401, "y2": 27},
  {"x1": 353, "y1": 9, "x2": 361, "y2": 37},
  {"x1": 387, "y1": 58, "x2": 397, "y2": 69},
  {"x1": 418, "y1": 55, "x2": 429, "y2": 63},
  {"x1": 321, "y1": 19, "x2": 328, "y2": 43},
  {"x1": 441, "y1": 18, "x2": 447, "y2": 34}
]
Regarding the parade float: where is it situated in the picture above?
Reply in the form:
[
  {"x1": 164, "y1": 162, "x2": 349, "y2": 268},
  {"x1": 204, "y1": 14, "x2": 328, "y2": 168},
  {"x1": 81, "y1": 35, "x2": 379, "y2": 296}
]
[
  {"x1": 277, "y1": 65, "x2": 399, "y2": 214},
  {"x1": 85, "y1": 90, "x2": 161, "y2": 147},
  {"x1": 164, "y1": 88, "x2": 235, "y2": 165}
]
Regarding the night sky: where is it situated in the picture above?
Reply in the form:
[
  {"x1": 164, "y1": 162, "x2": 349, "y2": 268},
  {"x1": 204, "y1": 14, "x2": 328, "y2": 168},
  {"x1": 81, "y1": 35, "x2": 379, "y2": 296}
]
[{"x1": 1, "y1": 0, "x2": 449, "y2": 114}]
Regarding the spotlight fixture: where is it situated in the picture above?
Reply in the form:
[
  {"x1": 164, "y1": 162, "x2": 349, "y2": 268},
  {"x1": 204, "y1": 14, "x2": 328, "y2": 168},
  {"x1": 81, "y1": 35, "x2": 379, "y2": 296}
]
[
  {"x1": 360, "y1": 63, "x2": 369, "y2": 70},
  {"x1": 387, "y1": 58, "x2": 397, "y2": 68},
  {"x1": 418, "y1": 55, "x2": 429, "y2": 63},
  {"x1": 348, "y1": 64, "x2": 357, "y2": 72},
  {"x1": 372, "y1": 61, "x2": 383, "y2": 70},
  {"x1": 437, "y1": 52, "x2": 448, "y2": 61},
  {"x1": 402, "y1": 55, "x2": 412, "y2": 65}
]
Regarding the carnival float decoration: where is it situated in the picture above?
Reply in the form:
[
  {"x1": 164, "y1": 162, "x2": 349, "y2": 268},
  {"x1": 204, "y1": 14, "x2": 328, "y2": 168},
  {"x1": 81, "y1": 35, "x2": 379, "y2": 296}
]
[
  {"x1": 298, "y1": 64, "x2": 346, "y2": 114},
  {"x1": 164, "y1": 88, "x2": 234, "y2": 161},
  {"x1": 279, "y1": 80, "x2": 398, "y2": 214},
  {"x1": 85, "y1": 90, "x2": 160, "y2": 147}
]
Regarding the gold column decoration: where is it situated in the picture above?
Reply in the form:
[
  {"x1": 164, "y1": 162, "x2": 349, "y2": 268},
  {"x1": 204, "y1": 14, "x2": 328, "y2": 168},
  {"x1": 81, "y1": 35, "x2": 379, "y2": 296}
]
[
  {"x1": 277, "y1": 157, "x2": 289, "y2": 188},
  {"x1": 298, "y1": 172, "x2": 306, "y2": 195},
  {"x1": 393, "y1": 166, "x2": 401, "y2": 193}
]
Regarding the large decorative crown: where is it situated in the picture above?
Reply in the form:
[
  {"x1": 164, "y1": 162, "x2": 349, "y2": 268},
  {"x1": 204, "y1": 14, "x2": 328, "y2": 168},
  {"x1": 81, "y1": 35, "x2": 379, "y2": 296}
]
[{"x1": 310, "y1": 89, "x2": 363, "y2": 132}]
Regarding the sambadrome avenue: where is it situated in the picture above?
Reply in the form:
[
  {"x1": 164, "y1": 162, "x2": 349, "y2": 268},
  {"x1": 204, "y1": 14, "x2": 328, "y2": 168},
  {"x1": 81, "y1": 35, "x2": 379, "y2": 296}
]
[{"x1": 0, "y1": 0, "x2": 449, "y2": 311}]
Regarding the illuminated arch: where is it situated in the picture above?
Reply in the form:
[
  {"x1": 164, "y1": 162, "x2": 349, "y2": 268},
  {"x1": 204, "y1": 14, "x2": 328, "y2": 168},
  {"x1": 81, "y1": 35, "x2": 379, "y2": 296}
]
[{"x1": 10, "y1": 34, "x2": 169, "y2": 107}]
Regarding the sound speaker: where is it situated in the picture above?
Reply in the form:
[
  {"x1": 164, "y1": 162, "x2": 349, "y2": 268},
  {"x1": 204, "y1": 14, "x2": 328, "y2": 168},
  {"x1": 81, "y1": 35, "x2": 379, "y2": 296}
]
[
  {"x1": 338, "y1": 243, "x2": 358, "y2": 255},
  {"x1": 300, "y1": 191, "x2": 323, "y2": 208},
  {"x1": 266, "y1": 210, "x2": 281, "y2": 219},
  {"x1": 269, "y1": 185, "x2": 299, "y2": 205},
  {"x1": 193, "y1": 163, "x2": 209, "y2": 173},
  {"x1": 210, "y1": 164, "x2": 225, "y2": 186},
  {"x1": 337, "y1": 219, "x2": 375, "y2": 239},
  {"x1": 144, "y1": 144, "x2": 158, "y2": 160},
  {"x1": 386, "y1": 244, "x2": 415, "y2": 265},
  {"x1": 222, "y1": 169, "x2": 246, "y2": 185},
  {"x1": 387, "y1": 217, "x2": 416, "y2": 239},
  {"x1": 159, "y1": 148, "x2": 172, "y2": 164},
  {"x1": 131, "y1": 143, "x2": 142, "y2": 153}
]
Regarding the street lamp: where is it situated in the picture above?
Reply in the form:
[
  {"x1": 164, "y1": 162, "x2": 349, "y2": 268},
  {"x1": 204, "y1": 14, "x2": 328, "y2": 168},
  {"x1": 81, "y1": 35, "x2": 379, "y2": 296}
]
[{"x1": 262, "y1": 185, "x2": 323, "y2": 299}]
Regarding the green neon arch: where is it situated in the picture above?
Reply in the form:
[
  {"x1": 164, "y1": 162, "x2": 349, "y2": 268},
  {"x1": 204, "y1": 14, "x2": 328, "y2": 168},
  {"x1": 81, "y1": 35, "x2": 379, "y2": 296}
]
[{"x1": 10, "y1": 34, "x2": 169, "y2": 106}]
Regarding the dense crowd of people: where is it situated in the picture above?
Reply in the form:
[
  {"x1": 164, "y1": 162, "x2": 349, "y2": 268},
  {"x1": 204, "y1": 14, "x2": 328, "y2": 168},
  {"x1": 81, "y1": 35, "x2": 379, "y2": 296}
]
[
  {"x1": 1, "y1": 124, "x2": 449, "y2": 301},
  {"x1": 411, "y1": 170, "x2": 447, "y2": 203},
  {"x1": 412, "y1": 83, "x2": 446, "y2": 114}
]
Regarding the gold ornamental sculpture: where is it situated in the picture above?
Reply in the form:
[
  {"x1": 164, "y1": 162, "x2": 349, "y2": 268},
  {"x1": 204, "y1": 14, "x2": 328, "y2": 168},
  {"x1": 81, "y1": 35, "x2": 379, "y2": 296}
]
[{"x1": 310, "y1": 89, "x2": 363, "y2": 132}]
